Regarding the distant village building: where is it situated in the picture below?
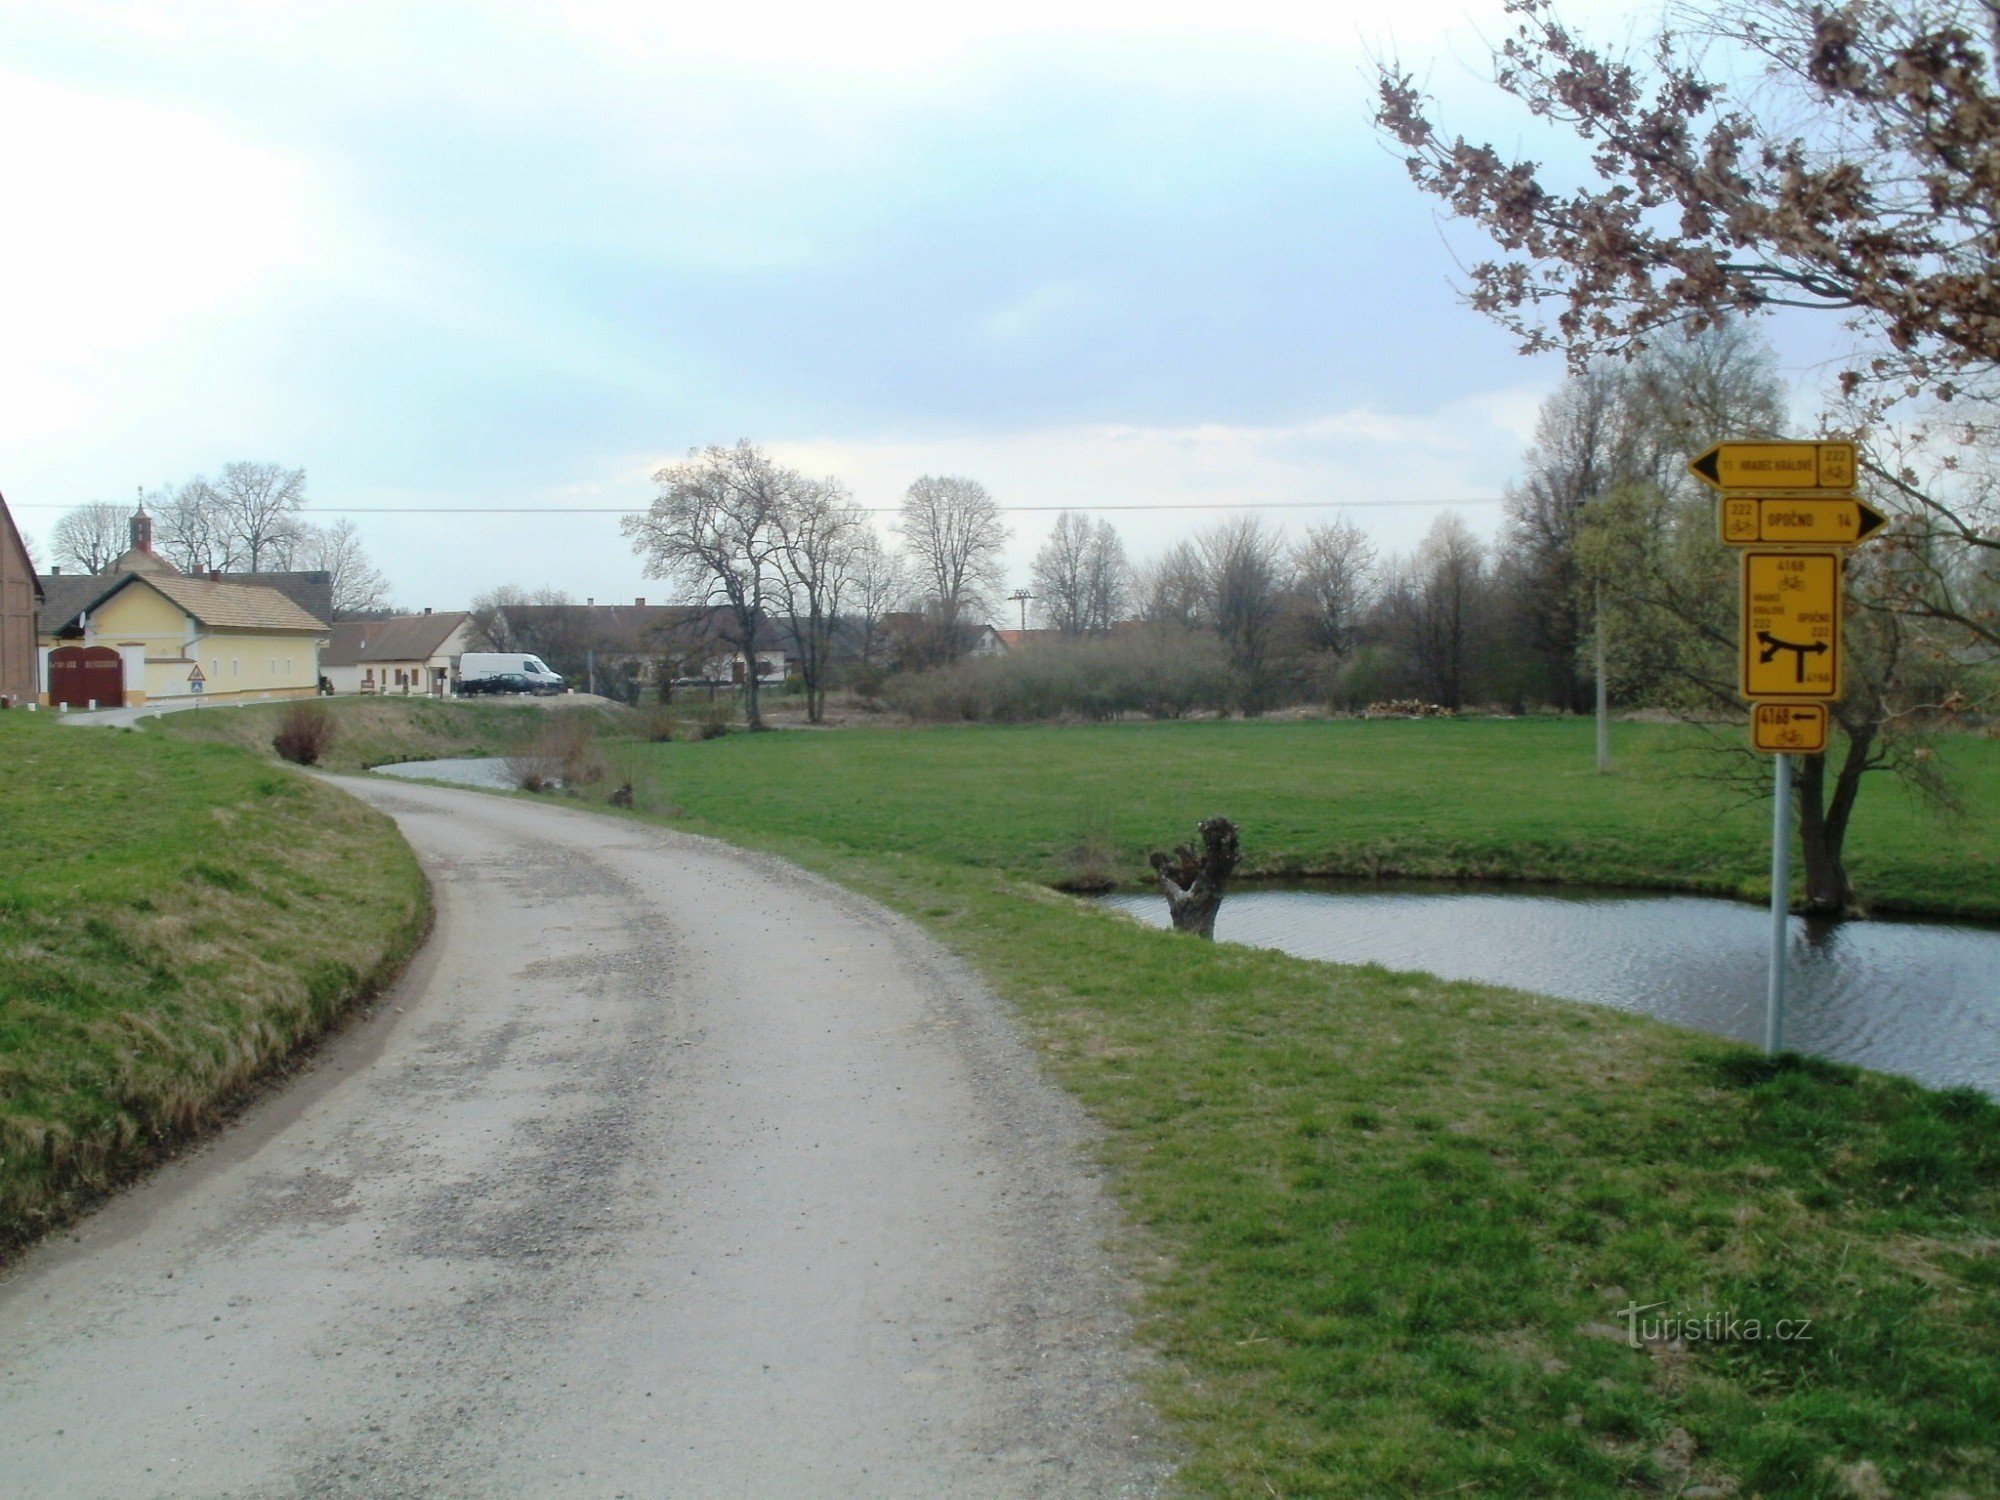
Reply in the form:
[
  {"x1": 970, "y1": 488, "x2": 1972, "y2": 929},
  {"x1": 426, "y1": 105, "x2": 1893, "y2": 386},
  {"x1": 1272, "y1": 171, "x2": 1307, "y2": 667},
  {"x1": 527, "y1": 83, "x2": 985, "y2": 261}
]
[
  {"x1": 490, "y1": 599, "x2": 796, "y2": 698},
  {"x1": 322, "y1": 610, "x2": 480, "y2": 696},
  {"x1": 34, "y1": 508, "x2": 330, "y2": 708},
  {"x1": 0, "y1": 491, "x2": 42, "y2": 708}
]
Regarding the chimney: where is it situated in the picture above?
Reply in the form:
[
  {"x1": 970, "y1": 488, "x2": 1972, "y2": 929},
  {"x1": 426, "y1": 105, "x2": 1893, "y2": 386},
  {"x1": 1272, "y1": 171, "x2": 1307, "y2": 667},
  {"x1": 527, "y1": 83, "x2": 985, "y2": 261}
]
[
  {"x1": 423, "y1": 606, "x2": 432, "y2": 615},
  {"x1": 587, "y1": 597, "x2": 595, "y2": 607},
  {"x1": 50, "y1": 565, "x2": 61, "y2": 576},
  {"x1": 130, "y1": 507, "x2": 154, "y2": 555},
  {"x1": 209, "y1": 568, "x2": 222, "y2": 583},
  {"x1": 635, "y1": 596, "x2": 645, "y2": 607}
]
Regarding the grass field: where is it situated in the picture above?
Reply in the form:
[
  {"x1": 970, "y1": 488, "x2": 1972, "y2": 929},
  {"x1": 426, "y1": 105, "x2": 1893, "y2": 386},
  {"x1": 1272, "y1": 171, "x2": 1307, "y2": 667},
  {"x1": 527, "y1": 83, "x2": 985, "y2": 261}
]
[
  {"x1": 155, "y1": 704, "x2": 2000, "y2": 1492},
  {"x1": 622, "y1": 718, "x2": 2000, "y2": 919},
  {"x1": 0, "y1": 714, "x2": 428, "y2": 1255}
]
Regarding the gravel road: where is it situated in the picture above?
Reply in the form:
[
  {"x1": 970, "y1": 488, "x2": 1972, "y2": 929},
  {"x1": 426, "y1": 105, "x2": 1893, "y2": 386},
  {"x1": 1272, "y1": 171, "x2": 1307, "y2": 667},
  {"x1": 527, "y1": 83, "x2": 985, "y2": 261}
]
[{"x1": 0, "y1": 780, "x2": 1166, "y2": 1498}]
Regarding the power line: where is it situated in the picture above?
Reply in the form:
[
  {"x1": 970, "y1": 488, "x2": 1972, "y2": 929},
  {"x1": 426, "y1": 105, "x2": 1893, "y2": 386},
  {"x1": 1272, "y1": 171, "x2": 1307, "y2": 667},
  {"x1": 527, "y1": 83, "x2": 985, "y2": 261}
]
[{"x1": 12, "y1": 497, "x2": 1506, "y2": 515}]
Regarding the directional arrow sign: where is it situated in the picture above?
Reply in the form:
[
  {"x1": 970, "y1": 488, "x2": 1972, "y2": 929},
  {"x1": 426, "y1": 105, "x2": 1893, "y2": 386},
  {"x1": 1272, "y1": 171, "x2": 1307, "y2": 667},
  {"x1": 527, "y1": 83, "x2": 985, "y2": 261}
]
[
  {"x1": 1691, "y1": 440, "x2": 1855, "y2": 492},
  {"x1": 1718, "y1": 495, "x2": 1889, "y2": 546},
  {"x1": 1741, "y1": 549, "x2": 1842, "y2": 700},
  {"x1": 1751, "y1": 703, "x2": 1829, "y2": 755}
]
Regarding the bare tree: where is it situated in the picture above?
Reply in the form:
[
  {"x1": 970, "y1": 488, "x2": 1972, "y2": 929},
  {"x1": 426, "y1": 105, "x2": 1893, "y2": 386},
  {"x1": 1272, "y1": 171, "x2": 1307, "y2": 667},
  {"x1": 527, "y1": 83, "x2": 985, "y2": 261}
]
[
  {"x1": 897, "y1": 475, "x2": 1008, "y2": 659},
  {"x1": 1402, "y1": 513, "x2": 1489, "y2": 711},
  {"x1": 1199, "y1": 517, "x2": 1289, "y2": 713},
  {"x1": 157, "y1": 479, "x2": 236, "y2": 574},
  {"x1": 214, "y1": 461, "x2": 307, "y2": 571},
  {"x1": 1289, "y1": 519, "x2": 1377, "y2": 660},
  {"x1": 848, "y1": 529, "x2": 910, "y2": 669},
  {"x1": 623, "y1": 441, "x2": 798, "y2": 730},
  {"x1": 774, "y1": 477, "x2": 864, "y2": 723},
  {"x1": 1136, "y1": 540, "x2": 1210, "y2": 632},
  {"x1": 293, "y1": 519, "x2": 392, "y2": 619},
  {"x1": 1032, "y1": 512, "x2": 1130, "y2": 635},
  {"x1": 49, "y1": 502, "x2": 128, "y2": 574}
]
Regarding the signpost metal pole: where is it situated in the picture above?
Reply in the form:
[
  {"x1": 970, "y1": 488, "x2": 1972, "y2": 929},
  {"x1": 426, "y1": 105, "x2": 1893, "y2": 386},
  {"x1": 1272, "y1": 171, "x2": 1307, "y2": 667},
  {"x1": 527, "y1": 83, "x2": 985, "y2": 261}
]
[
  {"x1": 1766, "y1": 753, "x2": 1792, "y2": 1053},
  {"x1": 1594, "y1": 583, "x2": 1610, "y2": 774}
]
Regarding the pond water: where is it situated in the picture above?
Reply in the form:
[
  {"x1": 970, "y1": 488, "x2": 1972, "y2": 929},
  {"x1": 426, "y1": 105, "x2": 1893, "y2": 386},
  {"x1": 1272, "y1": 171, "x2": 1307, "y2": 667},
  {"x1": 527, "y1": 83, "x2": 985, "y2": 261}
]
[
  {"x1": 372, "y1": 757, "x2": 515, "y2": 789},
  {"x1": 1101, "y1": 883, "x2": 2000, "y2": 1097}
]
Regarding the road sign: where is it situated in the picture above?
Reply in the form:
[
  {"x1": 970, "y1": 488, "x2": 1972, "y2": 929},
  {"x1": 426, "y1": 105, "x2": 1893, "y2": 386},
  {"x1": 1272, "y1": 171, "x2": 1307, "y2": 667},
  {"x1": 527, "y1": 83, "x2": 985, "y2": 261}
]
[
  {"x1": 1751, "y1": 702, "x2": 1829, "y2": 754},
  {"x1": 1718, "y1": 494, "x2": 1888, "y2": 546},
  {"x1": 1690, "y1": 440, "x2": 1855, "y2": 493},
  {"x1": 1740, "y1": 549, "x2": 1842, "y2": 699},
  {"x1": 188, "y1": 663, "x2": 205, "y2": 696}
]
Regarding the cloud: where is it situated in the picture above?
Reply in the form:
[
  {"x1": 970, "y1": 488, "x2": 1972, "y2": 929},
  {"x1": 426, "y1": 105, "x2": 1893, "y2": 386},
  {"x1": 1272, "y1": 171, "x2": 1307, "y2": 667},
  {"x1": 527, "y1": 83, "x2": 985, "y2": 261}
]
[{"x1": 0, "y1": 71, "x2": 315, "y2": 445}]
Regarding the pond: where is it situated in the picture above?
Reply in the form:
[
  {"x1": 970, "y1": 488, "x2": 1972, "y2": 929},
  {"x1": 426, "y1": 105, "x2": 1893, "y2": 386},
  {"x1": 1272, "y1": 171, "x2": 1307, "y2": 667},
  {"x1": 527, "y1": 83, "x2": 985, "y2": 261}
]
[
  {"x1": 1101, "y1": 883, "x2": 2000, "y2": 1098},
  {"x1": 372, "y1": 757, "x2": 515, "y2": 790}
]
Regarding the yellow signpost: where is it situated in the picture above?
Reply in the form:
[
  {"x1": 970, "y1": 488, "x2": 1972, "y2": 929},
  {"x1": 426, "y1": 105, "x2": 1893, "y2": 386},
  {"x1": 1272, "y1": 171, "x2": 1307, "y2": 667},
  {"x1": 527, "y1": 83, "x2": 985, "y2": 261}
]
[
  {"x1": 1689, "y1": 440, "x2": 1855, "y2": 492},
  {"x1": 1740, "y1": 549, "x2": 1843, "y2": 700},
  {"x1": 1750, "y1": 702, "x2": 1829, "y2": 755},
  {"x1": 1718, "y1": 495, "x2": 1887, "y2": 546},
  {"x1": 1696, "y1": 438, "x2": 1869, "y2": 1058}
]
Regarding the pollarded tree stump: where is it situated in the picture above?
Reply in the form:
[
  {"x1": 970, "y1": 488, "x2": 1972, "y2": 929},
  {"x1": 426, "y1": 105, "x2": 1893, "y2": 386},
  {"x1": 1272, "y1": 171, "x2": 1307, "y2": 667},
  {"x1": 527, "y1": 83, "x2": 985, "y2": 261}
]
[{"x1": 1149, "y1": 816, "x2": 1241, "y2": 939}]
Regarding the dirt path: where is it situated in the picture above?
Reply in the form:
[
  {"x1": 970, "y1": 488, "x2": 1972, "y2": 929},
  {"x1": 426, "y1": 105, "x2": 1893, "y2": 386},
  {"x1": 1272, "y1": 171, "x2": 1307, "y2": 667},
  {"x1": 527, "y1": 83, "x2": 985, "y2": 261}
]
[{"x1": 0, "y1": 780, "x2": 1165, "y2": 1498}]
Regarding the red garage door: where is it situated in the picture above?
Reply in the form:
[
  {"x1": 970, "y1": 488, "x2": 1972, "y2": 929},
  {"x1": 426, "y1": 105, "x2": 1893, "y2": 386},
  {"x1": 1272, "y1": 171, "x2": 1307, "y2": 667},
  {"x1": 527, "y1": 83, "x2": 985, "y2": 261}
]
[{"x1": 47, "y1": 646, "x2": 124, "y2": 709}]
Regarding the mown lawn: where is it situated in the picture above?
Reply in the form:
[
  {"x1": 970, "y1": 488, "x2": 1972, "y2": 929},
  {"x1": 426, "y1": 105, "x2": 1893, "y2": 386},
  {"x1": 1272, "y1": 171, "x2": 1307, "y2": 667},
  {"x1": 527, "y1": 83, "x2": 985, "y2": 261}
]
[{"x1": 0, "y1": 714, "x2": 428, "y2": 1254}]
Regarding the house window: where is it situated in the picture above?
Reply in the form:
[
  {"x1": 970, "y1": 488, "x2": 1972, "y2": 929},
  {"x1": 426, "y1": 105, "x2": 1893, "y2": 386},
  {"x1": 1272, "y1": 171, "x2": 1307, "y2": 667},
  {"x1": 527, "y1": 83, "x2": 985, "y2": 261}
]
[{"x1": 232, "y1": 660, "x2": 240, "y2": 676}]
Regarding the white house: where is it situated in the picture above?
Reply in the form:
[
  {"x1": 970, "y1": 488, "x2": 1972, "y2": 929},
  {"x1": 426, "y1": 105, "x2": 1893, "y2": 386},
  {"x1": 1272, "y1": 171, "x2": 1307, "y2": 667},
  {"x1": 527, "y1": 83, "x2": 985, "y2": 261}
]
[{"x1": 322, "y1": 610, "x2": 481, "y2": 696}]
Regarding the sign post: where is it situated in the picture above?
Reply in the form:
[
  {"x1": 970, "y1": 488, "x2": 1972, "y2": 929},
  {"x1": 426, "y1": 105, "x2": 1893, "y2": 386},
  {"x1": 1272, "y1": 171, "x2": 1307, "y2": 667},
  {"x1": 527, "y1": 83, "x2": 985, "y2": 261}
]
[
  {"x1": 188, "y1": 663, "x2": 206, "y2": 711},
  {"x1": 1766, "y1": 752, "x2": 1793, "y2": 1053},
  {"x1": 1693, "y1": 438, "x2": 1884, "y2": 1055}
]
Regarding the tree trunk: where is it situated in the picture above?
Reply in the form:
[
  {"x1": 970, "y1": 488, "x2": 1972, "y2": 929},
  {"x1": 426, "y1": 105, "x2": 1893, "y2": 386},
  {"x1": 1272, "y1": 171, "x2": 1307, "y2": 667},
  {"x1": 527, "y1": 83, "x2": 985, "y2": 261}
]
[
  {"x1": 1149, "y1": 817, "x2": 1242, "y2": 939},
  {"x1": 1793, "y1": 723, "x2": 1872, "y2": 915}
]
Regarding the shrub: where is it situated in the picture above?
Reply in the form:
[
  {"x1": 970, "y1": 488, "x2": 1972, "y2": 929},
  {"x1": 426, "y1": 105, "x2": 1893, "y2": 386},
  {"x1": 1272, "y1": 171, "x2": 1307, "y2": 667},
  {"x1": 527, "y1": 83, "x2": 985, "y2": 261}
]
[
  {"x1": 687, "y1": 703, "x2": 731, "y2": 740},
  {"x1": 272, "y1": 703, "x2": 335, "y2": 766},
  {"x1": 882, "y1": 631, "x2": 1236, "y2": 724},
  {"x1": 506, "y1": 714, "x2": 606, "y2": 792},
  {"x1": 632, "y1": 706, "x2": 681, "y2": 743}
]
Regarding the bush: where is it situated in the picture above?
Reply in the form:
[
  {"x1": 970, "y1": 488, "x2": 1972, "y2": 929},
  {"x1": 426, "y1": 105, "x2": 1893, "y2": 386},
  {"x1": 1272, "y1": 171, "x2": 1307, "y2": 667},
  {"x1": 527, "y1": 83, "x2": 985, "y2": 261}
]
[
  {"x1": 632, "y1": 706, "x2": 681, "y2": 743},
  {"x1": 506, "y1": 714, "x2": 606, "y2": 792},
  {"x1": 687, "y1": 703, "x2": 731, "y2": 740},
  {"x1": 882, "y1": 631, "x2": 1236, "y2": 724},
  {"x1": 272, "y1": 703, "x2": 335, "y2": 766}
]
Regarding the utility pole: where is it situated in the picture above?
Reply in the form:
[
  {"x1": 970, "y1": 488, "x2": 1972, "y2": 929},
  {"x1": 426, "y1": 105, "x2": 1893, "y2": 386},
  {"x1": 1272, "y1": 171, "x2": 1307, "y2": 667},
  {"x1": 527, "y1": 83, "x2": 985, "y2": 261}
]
[
  {"x1": 1008, "y1": 589, "x2": 1034, "y2": 632},
  {"x1": 1595, "y1": 582, "x2": 1611, "y2": 774}
]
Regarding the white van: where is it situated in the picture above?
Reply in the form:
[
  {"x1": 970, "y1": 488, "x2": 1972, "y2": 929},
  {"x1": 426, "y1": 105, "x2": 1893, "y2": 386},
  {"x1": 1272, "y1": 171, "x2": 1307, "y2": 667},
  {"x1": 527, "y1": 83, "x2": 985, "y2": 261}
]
[{"x1": 457, "y1": 652, "x2": 566, "y2": 696}]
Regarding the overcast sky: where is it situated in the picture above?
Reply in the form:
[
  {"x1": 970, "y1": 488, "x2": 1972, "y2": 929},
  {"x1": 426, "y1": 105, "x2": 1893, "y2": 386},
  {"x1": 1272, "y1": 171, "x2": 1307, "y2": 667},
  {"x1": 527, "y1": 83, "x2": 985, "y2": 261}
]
[{"x1": 3, "y1": 0, "x2": 1785, "y2": 612}]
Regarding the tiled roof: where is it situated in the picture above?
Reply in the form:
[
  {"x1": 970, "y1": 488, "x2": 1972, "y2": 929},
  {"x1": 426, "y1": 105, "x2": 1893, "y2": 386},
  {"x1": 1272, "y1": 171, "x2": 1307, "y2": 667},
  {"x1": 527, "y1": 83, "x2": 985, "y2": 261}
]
[
  {"x1": 323, "y1": 612, "x2": 470, "y2": 667},
  {"x1": 142, "y1": 574, "x2": 328, "y2": 633},
  {"x1": 40, "y1": 566, "x2": 332, "y2": 633}
]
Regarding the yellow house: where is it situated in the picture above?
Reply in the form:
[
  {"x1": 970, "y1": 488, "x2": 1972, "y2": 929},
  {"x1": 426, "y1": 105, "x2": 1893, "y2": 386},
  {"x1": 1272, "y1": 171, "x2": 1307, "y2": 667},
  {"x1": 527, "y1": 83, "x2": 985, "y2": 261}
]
[{"x1": 41, "y1": 571, "x2": 328, "y2": 708}]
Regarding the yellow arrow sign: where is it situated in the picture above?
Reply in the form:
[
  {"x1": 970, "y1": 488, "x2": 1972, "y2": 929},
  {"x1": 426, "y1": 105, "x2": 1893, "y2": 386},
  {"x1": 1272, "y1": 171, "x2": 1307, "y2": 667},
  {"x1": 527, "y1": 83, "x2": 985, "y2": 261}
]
[
  {"x1": 1691, "y1": 440, "x2": 1855, "y2": 492},
  {"x1": 1750, "y1": 702, "x2": 1829, "y2": 755},
  {"x1": 1741, "y1": 550, "x2": 1843, "y2": 700},
  {"x1": 1718, "y1": 495, "x2": 1888, "y2": 546}
]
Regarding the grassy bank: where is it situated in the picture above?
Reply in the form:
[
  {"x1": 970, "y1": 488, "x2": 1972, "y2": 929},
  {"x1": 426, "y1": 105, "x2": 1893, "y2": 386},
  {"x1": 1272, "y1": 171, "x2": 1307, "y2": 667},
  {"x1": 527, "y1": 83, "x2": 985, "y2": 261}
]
[
  {"x1": 565, "y1": 717, "x2": 1999, "y2": 1495},
  {"x1": 0, "y1": 714, "x2": 428, "y2": 1255},
  {"x1": 793, "y1": 848, "x2": 2000, "y2": 1496},
  {"x1": 153, "y1": 694, "x2": 621, "y2": 774}
]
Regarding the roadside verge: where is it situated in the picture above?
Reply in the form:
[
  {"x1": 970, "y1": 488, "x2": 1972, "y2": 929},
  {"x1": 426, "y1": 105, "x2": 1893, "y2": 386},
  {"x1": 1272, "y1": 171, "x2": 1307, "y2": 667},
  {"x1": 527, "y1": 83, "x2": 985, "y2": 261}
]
[{"x1": 0, "y1": 715, "x2": 429, "y2": 1260}]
